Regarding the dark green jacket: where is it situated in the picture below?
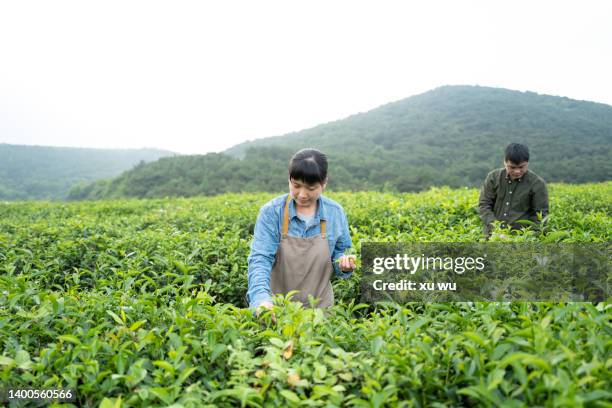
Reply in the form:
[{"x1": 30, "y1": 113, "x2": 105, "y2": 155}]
[{"x1": 478, "y1": 168, "x2": 548, "y2": 235}]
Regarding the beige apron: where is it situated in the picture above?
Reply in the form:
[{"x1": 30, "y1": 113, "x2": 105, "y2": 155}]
[{"x1": 270, "y1": 195, "x2": 334, "y2": 308}]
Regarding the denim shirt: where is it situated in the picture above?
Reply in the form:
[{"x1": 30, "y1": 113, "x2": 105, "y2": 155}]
[{"x1": 247, "y1": 194, "x2": 353, "y2": 309}]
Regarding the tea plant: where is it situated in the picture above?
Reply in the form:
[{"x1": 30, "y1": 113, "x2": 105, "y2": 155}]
[{"x1": 0, "y1": 183, "x2": 610, "y2": 406}]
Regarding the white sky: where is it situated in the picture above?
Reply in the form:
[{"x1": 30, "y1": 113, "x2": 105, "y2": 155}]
[{"x1": 1, "y1": 1, "x2": 611, "y2": 155}]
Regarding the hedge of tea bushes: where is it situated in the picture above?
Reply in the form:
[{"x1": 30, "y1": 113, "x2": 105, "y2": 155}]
[
  {"x1": 1, "y1": 183, "x2": 609, "y2": 307},
  {"x1": 0, "y1": 182, "x2": 610, "y2": 406},
  {"x1": 2, "y1": 275, "x2": 611, "y2": 407},
  {"x1": 0, "y1": 276, "x2": 612, "y2": 407}
]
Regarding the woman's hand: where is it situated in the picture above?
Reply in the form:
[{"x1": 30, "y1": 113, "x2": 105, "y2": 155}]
[
  {"x1": 338, "y1": 255, "x2": 356, "y2": 272},
  {"x1": 256, "y1": 301, "x2": 276, "y2": 323}
]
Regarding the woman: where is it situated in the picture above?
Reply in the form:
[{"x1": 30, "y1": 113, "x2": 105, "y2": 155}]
[{"x1": 247, "y1": 148, "x2": 356, "y2": 314}]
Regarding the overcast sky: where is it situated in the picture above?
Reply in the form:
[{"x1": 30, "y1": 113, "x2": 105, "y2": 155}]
[{"x1": 1, "y1": 1, "x2": 611, "y2": 154}]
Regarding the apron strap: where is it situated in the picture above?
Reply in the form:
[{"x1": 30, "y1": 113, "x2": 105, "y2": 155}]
[
  {"x1": 282, "y1": 194, "x2": 327, "y2": 239},
  {"x1": 282, "y1": 195, "x2": 291, "y2": 238}
]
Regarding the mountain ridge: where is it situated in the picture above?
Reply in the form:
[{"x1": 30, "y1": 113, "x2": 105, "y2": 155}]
[
  {"x1": 0, "y1": 144, "x2": 176, "y2": 200},
  {"x1": 46, "y1": 85, "x2": 612, "y2": 199}
]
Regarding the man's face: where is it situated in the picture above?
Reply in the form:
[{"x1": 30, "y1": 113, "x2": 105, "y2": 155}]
[
  {"x1": 504, "y1": 160, "x2": 529, "y2": 180},
  {"x1": 289, "y1": 178, "x2": 325, "y2": 207}
]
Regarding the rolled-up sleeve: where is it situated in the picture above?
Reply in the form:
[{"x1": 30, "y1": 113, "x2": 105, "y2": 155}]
[
  {"x1": 247, "y1": 205, "x2": 279, "y2": 309},
  {"x1": 331, "y1": 208, "x2": 353, "y2": 278}
]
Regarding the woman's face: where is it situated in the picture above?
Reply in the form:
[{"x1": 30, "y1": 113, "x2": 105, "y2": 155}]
[{"x1": 289, "y1": 178, "x2": 326, "y2": 207}]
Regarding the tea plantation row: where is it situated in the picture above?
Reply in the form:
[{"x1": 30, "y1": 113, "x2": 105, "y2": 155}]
[{"x1": 0, "y1": 183, "x2": 610, "y2": 407}]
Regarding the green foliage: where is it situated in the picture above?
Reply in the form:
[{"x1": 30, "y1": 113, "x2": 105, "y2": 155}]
[
  {"x1": 0, "y1": 183, "x2": 610, "y2": 406},
  {"x1": 0, "y1": 144, "x2": 174, "y2": 200},
  {"x1": 72, "y1": 86, "x2": 612, "y2": 200}
]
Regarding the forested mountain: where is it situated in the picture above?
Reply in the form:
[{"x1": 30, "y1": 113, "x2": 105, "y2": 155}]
[
  {"x1": 69, "y1": 85, "x2": 612, "y2": 200},
  {"x1": 0, "y1": 144, "x2": 175, "y2": 200}
]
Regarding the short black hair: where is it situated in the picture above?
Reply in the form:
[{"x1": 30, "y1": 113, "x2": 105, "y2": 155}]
[
  {"x1": 289, "y1": 148, "x2": 328, "y2": 185},
  {"x1": 505, "y1": 143, "x2": 530, "y2": 164}
]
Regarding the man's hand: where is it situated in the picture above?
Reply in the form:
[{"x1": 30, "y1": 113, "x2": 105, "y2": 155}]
[
  {"x1": 338, "y1": 255, "x2": 357, "y2": 272},
  {"x1": 256, "y1": 301, "x2": 276, "y2": 323}
]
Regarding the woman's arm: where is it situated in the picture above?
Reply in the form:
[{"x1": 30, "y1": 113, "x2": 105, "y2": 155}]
[
  {"x1": 247, "y1": 205, "x2": 280, "y2": 310},
  {"x1": 331, "y1": 208, "x2": 354, "y2": 278}
]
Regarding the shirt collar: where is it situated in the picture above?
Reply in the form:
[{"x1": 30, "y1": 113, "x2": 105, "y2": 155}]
[{"x1": 288, "y1": 195, "x2": 327, "y2": 221}]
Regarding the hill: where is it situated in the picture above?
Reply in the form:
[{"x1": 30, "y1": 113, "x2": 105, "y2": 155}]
[
  {"x1": 69, "y1": 86, "x2": 612, "y2": 199},
  {"x1": 0, "y1": 144, "x2": 175, "y2": 200}
]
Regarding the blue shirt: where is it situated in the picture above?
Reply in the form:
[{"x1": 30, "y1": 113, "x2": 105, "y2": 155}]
[{"x1": 247, "y1": 193, "x2": 353, "y2": 309}]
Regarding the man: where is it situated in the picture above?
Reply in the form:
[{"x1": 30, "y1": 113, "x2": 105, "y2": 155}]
[{"x1": 478, "y1": 143, "x2": 549, "y2": 238}]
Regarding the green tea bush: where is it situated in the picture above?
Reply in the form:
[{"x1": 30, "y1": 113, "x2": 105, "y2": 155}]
[{"x1": 0, "y1": 183, "x2": 610, "y2": 406}]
